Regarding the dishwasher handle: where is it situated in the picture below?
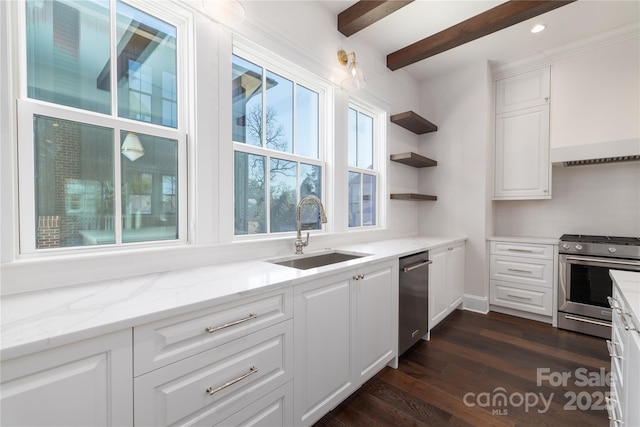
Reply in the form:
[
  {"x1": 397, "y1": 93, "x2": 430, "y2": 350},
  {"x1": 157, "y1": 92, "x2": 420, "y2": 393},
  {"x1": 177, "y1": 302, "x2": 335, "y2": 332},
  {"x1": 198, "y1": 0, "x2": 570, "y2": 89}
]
[{"x1": 402, "y1": 260, "x2": 432, "y2": 273}]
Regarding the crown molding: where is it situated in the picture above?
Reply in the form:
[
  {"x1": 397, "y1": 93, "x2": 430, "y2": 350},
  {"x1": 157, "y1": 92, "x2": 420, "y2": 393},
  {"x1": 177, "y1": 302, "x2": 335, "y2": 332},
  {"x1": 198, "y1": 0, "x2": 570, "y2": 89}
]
[{"x1": 492, "y1": 22, "x2": 639, "y2": 80}]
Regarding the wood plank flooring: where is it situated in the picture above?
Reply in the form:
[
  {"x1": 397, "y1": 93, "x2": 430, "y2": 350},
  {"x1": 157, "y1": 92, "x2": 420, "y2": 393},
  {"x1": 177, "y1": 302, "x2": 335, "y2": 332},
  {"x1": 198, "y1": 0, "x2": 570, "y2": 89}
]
[{"x1": 314, "y1": 310, "x2": 611, "y2": 427}]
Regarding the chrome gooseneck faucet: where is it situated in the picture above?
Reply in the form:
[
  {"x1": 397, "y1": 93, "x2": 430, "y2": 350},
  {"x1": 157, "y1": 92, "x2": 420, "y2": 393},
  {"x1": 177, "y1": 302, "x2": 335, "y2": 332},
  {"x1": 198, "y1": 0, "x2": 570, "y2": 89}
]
[{"x1": 295, "y1": 195, "x2": 327, "y2": 254}]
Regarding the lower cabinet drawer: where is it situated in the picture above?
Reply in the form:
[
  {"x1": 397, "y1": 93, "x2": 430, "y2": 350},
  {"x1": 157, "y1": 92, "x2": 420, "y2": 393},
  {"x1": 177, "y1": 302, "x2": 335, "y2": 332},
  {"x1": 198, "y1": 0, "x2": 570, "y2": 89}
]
[
  {"x1": 134, "y1": 320, "x2": 293, "y2": 427},
  {"x1": 490, "y1": 280, "x2": 553, "y2": 316},
  {"x1": 134, "y1": 288, "x2": 292, "y2": 376},
  {"x1": 215, "y1": 381, "x2": 293, "y2": 426},
  {"x1": 490, "y1": 255, "x2": 553, "y2": 288}
]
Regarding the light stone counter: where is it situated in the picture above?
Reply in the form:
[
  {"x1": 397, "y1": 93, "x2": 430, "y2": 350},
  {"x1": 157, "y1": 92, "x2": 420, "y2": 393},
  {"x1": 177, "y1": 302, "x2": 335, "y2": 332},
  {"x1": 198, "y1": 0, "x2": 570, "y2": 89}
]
[
  {"x1": 611, "y1": 270, "x2": 640, "y2": 328},
  {"x1": 1, "y1": 236, "x2": 465, "y2": 360}
]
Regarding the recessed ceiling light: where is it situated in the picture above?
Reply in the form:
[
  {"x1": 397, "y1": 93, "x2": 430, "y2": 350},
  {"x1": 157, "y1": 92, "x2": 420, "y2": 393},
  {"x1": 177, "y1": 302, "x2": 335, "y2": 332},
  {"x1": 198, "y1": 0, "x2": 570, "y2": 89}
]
[{"x1": 531, "y1": 24, "x2": 546, "y2": 34}]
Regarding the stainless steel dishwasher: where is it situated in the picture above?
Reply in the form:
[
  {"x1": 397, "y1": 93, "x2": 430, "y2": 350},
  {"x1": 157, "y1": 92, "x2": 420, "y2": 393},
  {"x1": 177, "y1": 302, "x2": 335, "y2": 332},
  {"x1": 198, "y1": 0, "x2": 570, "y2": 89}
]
[{"x1": 398, "y1": 251, "x2": 431, "y2": 355}]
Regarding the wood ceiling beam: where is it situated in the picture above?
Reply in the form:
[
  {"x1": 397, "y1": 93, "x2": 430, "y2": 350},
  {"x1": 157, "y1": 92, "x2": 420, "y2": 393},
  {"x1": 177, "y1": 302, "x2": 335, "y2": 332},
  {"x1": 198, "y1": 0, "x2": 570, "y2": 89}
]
[
  {"x1": 338, "y1": 0, "x2": 414, "y2": 37},
  {"x1": 386, "y1": 0, "x2": 576, "y2": 71}
]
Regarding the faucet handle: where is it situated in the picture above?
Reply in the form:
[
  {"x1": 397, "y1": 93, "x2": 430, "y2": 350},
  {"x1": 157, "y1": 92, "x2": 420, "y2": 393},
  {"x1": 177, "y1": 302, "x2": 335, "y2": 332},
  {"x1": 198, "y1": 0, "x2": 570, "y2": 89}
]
[{"x1": 304, "y1": 232, "x2": 310, "y2": 246}]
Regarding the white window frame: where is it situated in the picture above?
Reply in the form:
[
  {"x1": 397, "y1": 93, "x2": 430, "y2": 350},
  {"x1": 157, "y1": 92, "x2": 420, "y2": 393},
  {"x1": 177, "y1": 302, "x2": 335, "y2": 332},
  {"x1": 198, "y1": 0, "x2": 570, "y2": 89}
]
[
  {"x1": 231, "y1": 44, "x2": 331, "y2": 240},
  {"x1": 16, "y1": 0, "x2": 191, "y2": 256},
  {"x1": 347, "y1": 101, "x2": 383, "y2": 230}
]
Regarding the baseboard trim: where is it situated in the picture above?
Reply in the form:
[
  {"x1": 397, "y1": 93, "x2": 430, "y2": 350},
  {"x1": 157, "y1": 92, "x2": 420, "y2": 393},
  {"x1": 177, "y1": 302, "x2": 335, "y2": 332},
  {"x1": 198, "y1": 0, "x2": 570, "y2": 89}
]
[{"x1": 463, "y1": 294, "x2": 489, "y2": 314}]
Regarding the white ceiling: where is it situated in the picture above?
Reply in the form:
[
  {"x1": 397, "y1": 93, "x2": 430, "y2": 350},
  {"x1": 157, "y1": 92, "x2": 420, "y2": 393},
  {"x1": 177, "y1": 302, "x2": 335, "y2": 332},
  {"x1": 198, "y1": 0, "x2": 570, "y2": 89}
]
[{"x1": 321, "y1": 0, "x2": 640, "y2": 81}]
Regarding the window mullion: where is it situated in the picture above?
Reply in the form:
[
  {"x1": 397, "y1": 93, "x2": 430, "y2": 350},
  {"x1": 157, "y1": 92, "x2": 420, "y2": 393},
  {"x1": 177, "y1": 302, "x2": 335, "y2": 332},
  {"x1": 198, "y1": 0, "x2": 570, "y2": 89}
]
[
  {"x1": 109, "y1": 0, "x2": 118, "y2": 118},
  {"x1": 265, "y1": 153, "x2": 271, "y2": 233},
  {"x1": 113, "y1": 128, "x2": 123, "y2": 244}
]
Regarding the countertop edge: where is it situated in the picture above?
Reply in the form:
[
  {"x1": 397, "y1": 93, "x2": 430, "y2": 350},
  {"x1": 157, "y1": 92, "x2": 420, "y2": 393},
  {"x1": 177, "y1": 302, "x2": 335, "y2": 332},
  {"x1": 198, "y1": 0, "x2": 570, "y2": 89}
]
[{"x1": 1, "y1": 236, "x2": 466, "y2": 360}]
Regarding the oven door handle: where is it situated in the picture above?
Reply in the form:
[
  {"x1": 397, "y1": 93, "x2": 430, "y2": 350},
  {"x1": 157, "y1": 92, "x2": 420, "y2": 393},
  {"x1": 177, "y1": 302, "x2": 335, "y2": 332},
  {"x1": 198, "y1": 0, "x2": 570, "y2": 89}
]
[{"x1": 565, "y1": 256, "x2": 640, "y2": 269}]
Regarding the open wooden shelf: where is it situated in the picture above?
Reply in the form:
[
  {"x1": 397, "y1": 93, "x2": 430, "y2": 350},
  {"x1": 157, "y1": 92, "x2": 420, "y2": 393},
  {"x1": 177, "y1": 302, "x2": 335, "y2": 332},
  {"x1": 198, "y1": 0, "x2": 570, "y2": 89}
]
[
  {"x1": 390, "y1": 152, "x2": 437, "y2": 168},
  {"x1": 390, "y1": 193, "x2": 437, "y2": 201},
  {"x1": 390, "y1": 111, "x2": 438, "y2": 134}
]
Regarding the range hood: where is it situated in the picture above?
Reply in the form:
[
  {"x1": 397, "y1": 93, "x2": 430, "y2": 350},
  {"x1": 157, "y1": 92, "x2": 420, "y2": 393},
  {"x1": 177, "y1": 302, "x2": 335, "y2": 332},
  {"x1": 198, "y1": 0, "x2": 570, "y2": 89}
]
[{"x1": 551, "y1": 139, "x2": 640, "y2": 167}]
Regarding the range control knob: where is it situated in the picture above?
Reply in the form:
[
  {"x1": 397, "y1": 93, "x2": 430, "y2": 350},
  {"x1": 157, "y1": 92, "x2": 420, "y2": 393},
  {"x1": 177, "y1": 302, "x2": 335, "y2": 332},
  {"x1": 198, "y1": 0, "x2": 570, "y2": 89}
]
[
  {"x1": 561, "y1": 243, "x2": 571, "y2": 250},
  {"x1": 575, "y1": 244, "x2": 583, "y2": 251},
  {"x1": 609, "y1": 247, "x2": 617, "y2": 254}
]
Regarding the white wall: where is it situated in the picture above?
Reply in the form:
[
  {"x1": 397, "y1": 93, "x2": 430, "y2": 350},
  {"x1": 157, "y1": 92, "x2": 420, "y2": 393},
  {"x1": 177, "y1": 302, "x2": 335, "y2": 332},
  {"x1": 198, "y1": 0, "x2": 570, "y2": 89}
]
[
  {"x1": 494, "y1": 161, "x2": 640, "y2": 238},
  {"x1": 417, "y1": 62, "x2": 493, "y2": 302}
]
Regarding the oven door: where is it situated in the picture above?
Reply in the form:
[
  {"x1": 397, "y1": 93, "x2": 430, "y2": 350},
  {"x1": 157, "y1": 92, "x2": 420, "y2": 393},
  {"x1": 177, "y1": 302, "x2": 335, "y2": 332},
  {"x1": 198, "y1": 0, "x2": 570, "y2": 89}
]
[{"x1": 558, "y1": 254, "x2": 640, "y2": 321}]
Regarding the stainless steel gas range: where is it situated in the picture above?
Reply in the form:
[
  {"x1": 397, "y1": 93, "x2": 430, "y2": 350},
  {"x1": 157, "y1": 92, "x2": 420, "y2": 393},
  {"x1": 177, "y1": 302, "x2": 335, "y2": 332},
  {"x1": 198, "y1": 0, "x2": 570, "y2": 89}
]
[{"x1": 557, "y1": 234, "x2": 640, "y2": 338}]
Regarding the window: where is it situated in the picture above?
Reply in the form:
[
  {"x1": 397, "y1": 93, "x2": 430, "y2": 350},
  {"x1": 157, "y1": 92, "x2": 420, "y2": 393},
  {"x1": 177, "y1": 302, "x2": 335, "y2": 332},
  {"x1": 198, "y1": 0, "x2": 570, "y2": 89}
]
[
  {"x1": 348, "y1": 105, "x2": 378, "y2": 228},
  {"x1": 232, "y1": 52, "x2": 324, "y2": 236},
  {"x1": 19, "y1": 0, "x2": 186, "y2": 252}
]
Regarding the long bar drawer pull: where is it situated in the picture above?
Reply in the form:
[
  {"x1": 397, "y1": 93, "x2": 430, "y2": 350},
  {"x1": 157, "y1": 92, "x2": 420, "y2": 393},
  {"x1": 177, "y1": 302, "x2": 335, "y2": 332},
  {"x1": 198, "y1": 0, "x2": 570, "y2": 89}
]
[
  {"x1": 565, "y1": 314, "x2": 612, "y2": 328},
  {"x1": 507, "y1": 294, "x2": 532, "y2": 301},
  {"x1": 507, "y1": 248, "x2": 534, "y2": 253},
  {"x1": 604, "y1": 397, "x2": 623, "y2": 423},
  {"x1": 507, "y1": 268, "x2": 532, "y2": 274},
  {"x1": 206, "y1": 313, "x2": 258, "y2": 333},
  {"x1": 606, "y1": 340, "x2": 622, "y2": 359},
  {"x1": 206, "y1": 366, "x2": 258, "y2": 396},
  {"x1": 607, "y1": 296, "x2": 622, "y2": 312},
  {"x1": 620, "y1": 312, "x2": 638, "y2": 332}
]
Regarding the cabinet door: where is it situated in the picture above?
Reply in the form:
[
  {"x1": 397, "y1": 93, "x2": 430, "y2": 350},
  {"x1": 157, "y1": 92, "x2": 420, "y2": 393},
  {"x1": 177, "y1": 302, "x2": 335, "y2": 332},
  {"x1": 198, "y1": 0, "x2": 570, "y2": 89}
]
[
  {"x1": 494, "y1": 104, "x2": 551, "y2": 199},
  {"x1": 429, "y1": 247, "x2": 449, "y2": 329},
  {"x1": 496, "y1": 67, "x2": 550, "y2": 114},
  {"x1": 624, "y1": 329, "x2": 640, "y2": 427},
  {"x1": 447, "y1": 243, "x2": 465, "y2": 310},
  {"x1": 1, "y1": 330, "x2": 133, "y2": 427},
  {"x1": 294, "y1": 273, "x2": 354, "y2": 426},
  {"x1": 355, "y1": 260, "x2": 397, "y2": 383}
]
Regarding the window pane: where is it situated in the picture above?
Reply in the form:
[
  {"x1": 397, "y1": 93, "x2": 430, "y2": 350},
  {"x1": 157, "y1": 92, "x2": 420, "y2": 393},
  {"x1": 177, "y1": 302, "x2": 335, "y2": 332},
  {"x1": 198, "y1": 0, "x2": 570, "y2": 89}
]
[
  {"x1": 348, "y1": 171, "x2": 361, "y2": 228},
  {"x1": 34, "y1": 115, "x2": 114, "y2": 248},
  {"x1": 300, "y1": 163, "x2": 321, "y2": 230},
  {"x1": 121, "y1": 132, "x2": 178, "y2": 243},
  {"x1": 26, "y1": 0, "x2": 111, "y2": 114},
  {"x1": 270, "y1": 158, "x2": 297, "y2": 232},
  {"x1": 232, "y1": 55, "x2": 263, "y2": 146},
  {"x1": 234, "y1": 152, "x2": 266, "y2": 235},
  {"x1": 363, "y1": 174, "x2": 376, "y2": 226},
  {"x1": 296, "y1": 85, "x2": 319, "y2": 158},
  {"x1": 357, "y1": 112, "x2": 374, "y2": 169},
  {"x1": 116, "y1": 1, "x2": 177, "y2": 128},
  {"x1": 265, "y1": 72, "x2": 293, "y2": 153},
  {"x1": 348, "y1": 108, "x2": 357, "y2": 167}
]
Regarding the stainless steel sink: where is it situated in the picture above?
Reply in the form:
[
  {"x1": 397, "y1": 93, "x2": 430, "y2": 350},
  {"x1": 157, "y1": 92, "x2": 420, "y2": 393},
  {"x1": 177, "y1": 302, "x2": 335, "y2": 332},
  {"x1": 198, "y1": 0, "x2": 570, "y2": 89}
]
[{"x1": 269, "y1": 251, "x2": 370, "y2": 270}]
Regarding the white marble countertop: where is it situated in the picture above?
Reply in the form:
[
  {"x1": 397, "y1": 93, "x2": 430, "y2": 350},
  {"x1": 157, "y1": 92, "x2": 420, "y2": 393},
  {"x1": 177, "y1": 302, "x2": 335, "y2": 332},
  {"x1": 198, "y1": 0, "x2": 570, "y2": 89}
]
[
  {"x1": 611, "y1": 270, "x2": 640, "y2": 329},
  {"x1": 1, "y1": 236, "x2": 465, "y2": 360}
]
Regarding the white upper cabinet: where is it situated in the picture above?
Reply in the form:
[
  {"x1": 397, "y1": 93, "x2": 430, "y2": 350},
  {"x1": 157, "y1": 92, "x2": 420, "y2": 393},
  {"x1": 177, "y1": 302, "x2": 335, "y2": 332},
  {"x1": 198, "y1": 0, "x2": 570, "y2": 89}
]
[
  {"x1": 496, "y1": 67, "x2": 550, "y2": 114},
  {"x1": 494, "y1": 67, "x2": 552, "y2": 200}
]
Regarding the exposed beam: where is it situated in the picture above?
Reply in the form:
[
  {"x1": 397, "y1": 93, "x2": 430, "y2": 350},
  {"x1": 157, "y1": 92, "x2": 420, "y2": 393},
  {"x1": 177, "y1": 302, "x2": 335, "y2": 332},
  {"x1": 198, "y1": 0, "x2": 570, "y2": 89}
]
[
  {"x1": 338, "y1": 0, "x2": 414, "y2": 37},
  {"x1": 387, "y1": 0, "x2": 576, "y2": 71}
]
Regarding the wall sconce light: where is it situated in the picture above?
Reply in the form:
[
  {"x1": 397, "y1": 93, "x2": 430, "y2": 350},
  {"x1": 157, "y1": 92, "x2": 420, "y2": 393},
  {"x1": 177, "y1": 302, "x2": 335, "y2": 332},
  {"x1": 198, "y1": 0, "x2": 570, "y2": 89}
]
[
  {"x1": 121, "y1": 132, "x2": 145, "y2": 161},
  {"x1": 338, "y1": 49, "x2": 366, "y2": 91}
]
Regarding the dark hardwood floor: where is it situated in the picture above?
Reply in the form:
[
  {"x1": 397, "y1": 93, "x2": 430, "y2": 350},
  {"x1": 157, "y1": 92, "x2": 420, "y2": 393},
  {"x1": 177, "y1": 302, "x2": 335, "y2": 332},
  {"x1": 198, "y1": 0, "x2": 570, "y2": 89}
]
[{"x1": 315, "y1": 310, "x2": 611, "y2": 427}]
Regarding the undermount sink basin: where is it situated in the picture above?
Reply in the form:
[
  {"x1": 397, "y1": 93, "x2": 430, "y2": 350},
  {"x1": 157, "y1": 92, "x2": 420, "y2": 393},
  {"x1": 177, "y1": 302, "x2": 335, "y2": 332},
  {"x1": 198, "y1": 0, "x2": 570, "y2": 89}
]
[{"x1": 269, "y1": 251, "x2": 370, "y2": 270}]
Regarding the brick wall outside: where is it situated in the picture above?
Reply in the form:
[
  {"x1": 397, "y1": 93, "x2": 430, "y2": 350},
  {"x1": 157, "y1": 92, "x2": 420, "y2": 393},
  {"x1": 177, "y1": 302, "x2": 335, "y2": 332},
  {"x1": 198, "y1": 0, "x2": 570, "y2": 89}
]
[{"x1": 37, "y1": 215, "x2": 61, "y2": 248}]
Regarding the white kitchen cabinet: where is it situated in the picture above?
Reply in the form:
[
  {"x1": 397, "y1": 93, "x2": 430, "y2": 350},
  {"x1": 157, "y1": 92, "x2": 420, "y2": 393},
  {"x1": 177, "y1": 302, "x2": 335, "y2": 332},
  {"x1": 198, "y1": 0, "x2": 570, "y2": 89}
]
[
  {"x1": 489, "y1": 240, "x2": 556, "y2": 322},
  {"x1": 494, "y1": 67, "x2": 551, "y2": 200},
  {"x1": 429, "y1": 242, "x2": 465, "y2": 330},
  {"x1": 134, "y1": 321, "x2": 293, "y2": 426},
  {"x1": 495, "y1": 67, "x2": 550, "y2": 114},
  {"x1": 133, "y1": 287, "x2": 294, "y2": 427},
  {"x1": 607, "y1": 285, "x2": 640, "y2": 427},
  {"x1": 354, "y1": 260, "x2": 397, "y2": 383},
  {"x1": 293, "y1": 271, "x2": 354, "y2": 426},
  {"x1": 294, "y1": 260, "x2": 397, "y2": 426},
  {"x1": 0, "y1": 329, "x2": 133, "y2": 427}
]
